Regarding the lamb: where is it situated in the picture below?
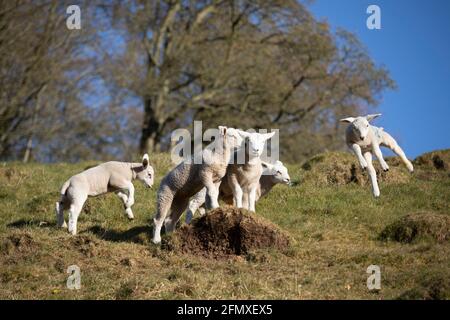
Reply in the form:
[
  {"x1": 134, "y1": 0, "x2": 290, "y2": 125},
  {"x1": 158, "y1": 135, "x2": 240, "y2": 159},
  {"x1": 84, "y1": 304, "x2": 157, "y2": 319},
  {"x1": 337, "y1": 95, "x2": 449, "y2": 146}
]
[
  {"x1": 152, "y1": 126, "x2": 243, "y2": 244},
  {"x1": 185, "y1": 160, "x2": 291, "y2": 223},
  {"x1": 56, "y1": 154, "x2": 154, "y2": 235},
  {"x1": 225, "y1": 130, "x2": 276, "y2": 212},
  {"x1": 340, "y1": 113, "x2": 414, "y2": 197}
]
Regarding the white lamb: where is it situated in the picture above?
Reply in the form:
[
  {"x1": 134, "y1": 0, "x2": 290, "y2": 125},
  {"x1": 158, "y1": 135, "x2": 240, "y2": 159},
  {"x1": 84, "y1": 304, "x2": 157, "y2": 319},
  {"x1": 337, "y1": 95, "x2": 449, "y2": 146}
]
[
  {"x1": 225, "y1": 130, "x2": 276, "y2": 212},
  {"x1": 185, "y1": 160, "x2": 291, "y2": 223},
  {"x1": 340, "y1": 113, "x2": 414, "y2": 197},
  {"x1": 152, "y1": 126, "x2": 243, "y2": 244},
  {"x1": 56, "y1": 154, "x2": 154, "y2": 235}
]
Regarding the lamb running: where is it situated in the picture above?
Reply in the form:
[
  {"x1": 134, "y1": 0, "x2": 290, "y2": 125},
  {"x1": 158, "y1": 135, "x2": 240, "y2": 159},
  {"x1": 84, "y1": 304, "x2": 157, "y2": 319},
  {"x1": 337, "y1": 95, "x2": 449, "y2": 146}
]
[
  {"x1": 152, "y1": 126, "x2": 243, "y2": 244},
  {"x1": 56, "y1": 154, "x2": 154, "y2": 235},
  {"x1": 340, "y1": 113, "x2": 413, "y2": 197},
  {"x1": 185, "y1": 160, "x2": 291, "y2": 223}
]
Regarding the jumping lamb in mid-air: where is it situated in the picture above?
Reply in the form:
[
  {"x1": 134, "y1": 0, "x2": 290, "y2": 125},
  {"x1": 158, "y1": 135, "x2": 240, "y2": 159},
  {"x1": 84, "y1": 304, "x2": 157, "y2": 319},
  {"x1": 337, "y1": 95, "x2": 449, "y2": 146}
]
[
  {"x1": 185, "y1": 160, "x2": 291, "y2": 224},
  {"x1": 56, "y1": 154, "x2": 154, "y2": 235},
  {"x1": 340, "y1": 113, "x2": 413, "y2": 197},
  {"x1": 152, "y1": 126, "x2": 243, "y2": 244}
]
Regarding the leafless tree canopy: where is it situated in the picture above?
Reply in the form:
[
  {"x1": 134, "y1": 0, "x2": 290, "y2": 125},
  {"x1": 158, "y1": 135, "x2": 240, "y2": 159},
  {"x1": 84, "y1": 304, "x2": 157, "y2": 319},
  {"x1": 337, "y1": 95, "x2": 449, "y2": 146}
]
[{"x1": 0, "y1": 0, "x2": 395, "y2": 163}]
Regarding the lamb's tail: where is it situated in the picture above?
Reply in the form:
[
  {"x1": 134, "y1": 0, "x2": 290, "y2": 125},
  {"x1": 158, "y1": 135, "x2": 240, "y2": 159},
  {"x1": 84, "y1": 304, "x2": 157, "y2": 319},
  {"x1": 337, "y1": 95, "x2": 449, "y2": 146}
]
[{"x1": 60, "y1": 180, "x2": 71, "y2": 197}]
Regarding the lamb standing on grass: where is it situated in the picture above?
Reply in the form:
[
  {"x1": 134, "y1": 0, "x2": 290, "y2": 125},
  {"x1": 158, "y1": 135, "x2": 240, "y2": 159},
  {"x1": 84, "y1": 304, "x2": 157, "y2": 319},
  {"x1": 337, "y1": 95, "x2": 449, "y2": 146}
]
[
  {"x1": 340, "y1": 114, "x2": 414, "y2": 197},
  {"x1": 185, "y1": 160, "x2": 291, "y2": 223},
  {"x1": 56, "y1": 154, "x2": 154, "y2": 235},
  {"x1": 152, "y1": 127, "x2": 243, "y2": 244},
  {"x1": 226, "y1": 130, "x2": 276, "y2": 212}
]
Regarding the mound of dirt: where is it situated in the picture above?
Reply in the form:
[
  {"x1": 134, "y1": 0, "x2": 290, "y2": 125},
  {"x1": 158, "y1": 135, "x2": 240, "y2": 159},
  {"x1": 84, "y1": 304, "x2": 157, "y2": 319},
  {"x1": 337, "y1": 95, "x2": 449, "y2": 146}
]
[
  {"x1": 163, "y1": 207, "x2": 291, "y2": 258},
  {"x1": 414, "y1": 149, "x2": 450, "y2": 171},
  {"x1": 413, "y1": 149, "x2": 450, "y2": 181},
  {"x1": 397, "y1": 275, "x2": 450, "y2": 300},
  {"x1": 2, "y1": 232, "x2": 39, "y2": 253},
  {"x1": 379, "y1": 212, "x2": 450, "y2": 243},
  {"x1": 70, "y1": 234, "x2": 101, "y2": 257},
  {"x1": 0, "y1": 232, "x2": 41, "y2": 263},
  {"x1": 300, "y1": 152, "x2": 411, "y2": 187}
]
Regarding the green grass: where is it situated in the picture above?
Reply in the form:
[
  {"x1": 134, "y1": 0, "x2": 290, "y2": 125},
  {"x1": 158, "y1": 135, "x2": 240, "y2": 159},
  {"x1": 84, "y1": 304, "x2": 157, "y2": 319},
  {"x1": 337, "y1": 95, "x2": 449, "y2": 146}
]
[{"x1": 0, "y1": 151, "x2": 449, "y2": 299}]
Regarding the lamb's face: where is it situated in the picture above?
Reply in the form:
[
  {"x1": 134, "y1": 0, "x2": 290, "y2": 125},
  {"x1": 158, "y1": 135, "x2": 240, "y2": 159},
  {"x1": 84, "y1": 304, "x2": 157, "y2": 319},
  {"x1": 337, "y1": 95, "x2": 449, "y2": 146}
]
[
  {"x1": 263, "y1": 161, "x2": 290, "y2": 184},
  {"x1": 339, "y1": 114, "x2": 382, "y2": 141},
  {"x1": 238, "y1": 131, "x2": 276, "y2": 158},
  {"x1": 135, "y1": 154, "x2": 154, "y2": 188},
  {"x1": 351, "y1": 117, "x2": 370, "y2": 140}
]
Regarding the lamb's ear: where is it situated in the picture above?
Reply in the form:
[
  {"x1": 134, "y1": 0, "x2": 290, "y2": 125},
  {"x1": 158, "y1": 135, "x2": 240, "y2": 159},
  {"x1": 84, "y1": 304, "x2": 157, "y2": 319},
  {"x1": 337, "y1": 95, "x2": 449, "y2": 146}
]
[
  {"x1": 339, "y1": 117, "x2": 355, "y2": 123},
  {"x1": 237, "y1": 130, "x2": 250, "y2": 139},
  {"x1": 218, "y1": 126, "x2": 227, "y2": 136},
  {"x1": 261, "y1": 162, "x2": 273, "y2": 170},
  {"x1": 263, "y1": 131, "x2": 276, "y2": 140},
  {"x1": 275, "y1": 160, "x2": 283, "y2": 166},
  {"x1": 366, "y1": 113, "x2": 382, "y2": 122},
  {"x1": 142, "y1": 153, "x2": 149, "y2": 168}
]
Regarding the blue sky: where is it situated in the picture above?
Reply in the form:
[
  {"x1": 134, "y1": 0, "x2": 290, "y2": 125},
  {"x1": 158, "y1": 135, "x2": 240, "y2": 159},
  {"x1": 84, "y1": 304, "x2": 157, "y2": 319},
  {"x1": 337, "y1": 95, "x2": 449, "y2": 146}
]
[{"x1": 309, "y1": 0, "x2": 450, "y2": 157}]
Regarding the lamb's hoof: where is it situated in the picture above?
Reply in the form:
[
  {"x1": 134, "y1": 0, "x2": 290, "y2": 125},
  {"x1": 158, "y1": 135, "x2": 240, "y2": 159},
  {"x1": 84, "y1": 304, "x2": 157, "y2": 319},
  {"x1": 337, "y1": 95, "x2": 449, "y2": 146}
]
[
  {"x1": 383, "y1": 168, "x2": 389, "y2": 172},
  {"x1": 127, "y1": 216, "x2": 134, "y2": 221},
  {"x1": 152, "y1": 239, "x2": 161, "y2": 245}
]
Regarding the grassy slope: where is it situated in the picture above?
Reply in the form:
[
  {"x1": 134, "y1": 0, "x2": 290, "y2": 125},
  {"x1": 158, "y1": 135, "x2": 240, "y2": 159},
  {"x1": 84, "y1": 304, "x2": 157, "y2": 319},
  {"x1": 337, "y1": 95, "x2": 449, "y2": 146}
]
[{"x1": 0, "y1": 151, "x2": 449, "y2": 299}]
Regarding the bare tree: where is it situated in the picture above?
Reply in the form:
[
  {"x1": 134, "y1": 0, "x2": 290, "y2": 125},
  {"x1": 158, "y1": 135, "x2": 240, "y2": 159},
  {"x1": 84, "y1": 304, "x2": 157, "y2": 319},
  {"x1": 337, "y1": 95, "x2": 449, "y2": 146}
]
[
  {"x1": 100, "y1": 0, "x2": 394, "y2": 161},
  {"x1": 0, "y1": 1, "x2": 395, "y2": 163},
  {"x1": 0, "y1": 0, "x2": 124, "y2": 162}
]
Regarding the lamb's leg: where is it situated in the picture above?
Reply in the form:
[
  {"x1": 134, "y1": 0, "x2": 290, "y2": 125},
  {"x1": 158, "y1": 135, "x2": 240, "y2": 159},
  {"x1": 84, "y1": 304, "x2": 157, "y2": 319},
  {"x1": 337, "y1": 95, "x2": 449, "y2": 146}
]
[
  {"x1": 230, "y1": 184, "x2": 243, "y2": 208},
  {"x1": 228, "y1": 174, "x2": 243, "y2": 208},
  {"x1": 248, "y1": 185, "x2": 257, "y2": 212},
  {"x1": 165, "y1": 199, "x2": 189, "y2": 233},
  {"x1": 242, "y1": 192, "x2": 249, "y2": 210},
  {"x1": 55, "y1": 199, "x2": 67, "y2": 228},
  {"x1": 116, "y1": 191, "x2": 134, "y2": 220},
  {"x1": 185, "y1": 202, "x2": 197, "y2": 224},
  {"x1": 67, "y1": 195, "x2": 87, "y2": 235},
  {"x1": 382, "y1": 132, "x2": 414, "y2": 173},
  {"x1": 350, "y1": 143, "x2": 368, "y2": 169},
  {"x1": 152, "y1": 186, "x2": 173, "y2": 244},
  {"x1": 124, "y1": 182, "x2": 135, "y2": 208},
  {"x1": 185, "y1": 188, "x2": 206, "y2": 224},
  {"x1": 364, "y1": 151, "x2": 380, "y2": 197},
  {"x1": 372, "y1": 142, "x2": 389, "y2": 172}
]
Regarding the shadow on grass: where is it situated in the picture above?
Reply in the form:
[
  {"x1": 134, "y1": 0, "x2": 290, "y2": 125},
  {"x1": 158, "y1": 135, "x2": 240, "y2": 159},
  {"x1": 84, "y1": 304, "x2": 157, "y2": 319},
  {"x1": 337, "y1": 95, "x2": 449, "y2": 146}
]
[
  {"x1": 7, "y1": 219, "x2": 54, "y2": 228},
  {"x1": 87, "y1": 225, "x2": 154, "y2": 244}
]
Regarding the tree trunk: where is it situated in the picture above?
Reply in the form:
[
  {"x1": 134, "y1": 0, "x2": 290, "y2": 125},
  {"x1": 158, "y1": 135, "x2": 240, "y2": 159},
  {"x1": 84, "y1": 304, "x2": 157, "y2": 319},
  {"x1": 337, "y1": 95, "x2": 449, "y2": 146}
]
[
  {"x1": 22, "y1": 136, "x2": 33, "y2": 163},
  {"x1": 139, "y1": 97, "x2": 161, "y2": 154}
]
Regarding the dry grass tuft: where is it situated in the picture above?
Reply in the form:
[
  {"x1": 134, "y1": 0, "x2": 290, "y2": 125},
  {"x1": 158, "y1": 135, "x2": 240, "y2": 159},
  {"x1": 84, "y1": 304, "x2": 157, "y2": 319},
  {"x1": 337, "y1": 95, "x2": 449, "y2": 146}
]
[
  {"x1": 379, "y1": 212, "x2": 450, "y2": 243},
  {"x1": 300, "y1": 151, "x2": 411, "y2": 187}
]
